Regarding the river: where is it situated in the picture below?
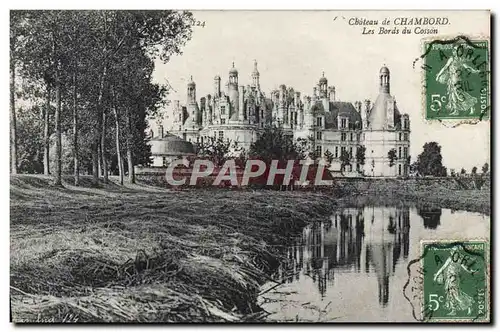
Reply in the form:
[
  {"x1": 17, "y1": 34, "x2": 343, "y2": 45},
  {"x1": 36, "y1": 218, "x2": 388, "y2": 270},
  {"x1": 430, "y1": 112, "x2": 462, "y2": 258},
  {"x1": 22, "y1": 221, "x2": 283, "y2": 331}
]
[{"x1": 258, "y1": 205, "x2": 489, "y2": 322}]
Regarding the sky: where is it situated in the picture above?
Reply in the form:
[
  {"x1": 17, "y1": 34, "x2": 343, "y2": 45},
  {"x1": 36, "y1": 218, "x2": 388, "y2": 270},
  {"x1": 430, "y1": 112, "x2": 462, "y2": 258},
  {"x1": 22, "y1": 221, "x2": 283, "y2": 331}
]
[{"x1": 152, "y1": 10, "x2": 490, "y2": 171}]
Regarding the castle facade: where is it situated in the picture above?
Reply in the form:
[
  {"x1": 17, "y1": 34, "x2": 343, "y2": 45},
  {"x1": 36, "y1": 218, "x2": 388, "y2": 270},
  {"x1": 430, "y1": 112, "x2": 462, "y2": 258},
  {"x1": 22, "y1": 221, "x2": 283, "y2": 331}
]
[{"x1": 158, "y1": 61, "x2": 411, "y2": 177}]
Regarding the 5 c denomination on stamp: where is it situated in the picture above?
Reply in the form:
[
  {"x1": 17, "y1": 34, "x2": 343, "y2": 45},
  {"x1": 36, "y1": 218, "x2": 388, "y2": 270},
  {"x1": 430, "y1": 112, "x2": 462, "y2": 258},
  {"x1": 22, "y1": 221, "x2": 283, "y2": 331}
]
[
  {"x1": 422, "y1": 240, "x2": 489, "y2": 322},
  {"x1": 422, "y1": 36, "x2": 490, "y2": 121}
]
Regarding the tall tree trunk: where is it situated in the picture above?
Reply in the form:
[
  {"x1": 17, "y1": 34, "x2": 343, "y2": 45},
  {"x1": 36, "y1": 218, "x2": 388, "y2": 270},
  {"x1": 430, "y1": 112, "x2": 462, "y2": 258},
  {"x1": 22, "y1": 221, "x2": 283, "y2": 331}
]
[
  {"x1": 95, "y1": 64, "x2": 107, "y2": 183},
  {"x1": 54, "y1": 73, "x2": 62, "y2": 186},
  {"x1": 10, "y1": 58, "x2": 17, "y2": 175},
  {"x1": 101, "y1": 111, "x2": 108, "y2": 183},
  {"x1": 97, "y1": 144, "x2": 102, "y2": 178},
  {"x1": 44, "y1": 87, "x2": 51, "y2": 175},
  {"x1": 126, "y1": 109, "x2": 135, "y2": 184},
  {"x1": 91, "y1": 143, "x2": 99, "y2": 186},
  {"x1": 72, "y1": 72, "x2": 80, "y2": 186},
  {"x1": 112, "y1": 88, "x2": 124, "y2": 185}
]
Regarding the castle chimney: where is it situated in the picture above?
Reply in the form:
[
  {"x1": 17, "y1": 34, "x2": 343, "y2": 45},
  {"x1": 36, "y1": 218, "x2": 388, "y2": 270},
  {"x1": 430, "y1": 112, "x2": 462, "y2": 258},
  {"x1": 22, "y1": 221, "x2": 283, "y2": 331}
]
[
  {"x1": 159, "y1": 125, "x2": 164, "y2": 138},
  {"x1": 239, "y1": 85, "x2": 245, "y2": 122},
  {"x1": 355, "y1": 101, "x2": 362, "y2": 112},
  {"x1": 329, "y1": 86, "x2": 336, "y2": 102},
  {"x1": 364, "y1": 99, "x2": 371, "y2": 112}
]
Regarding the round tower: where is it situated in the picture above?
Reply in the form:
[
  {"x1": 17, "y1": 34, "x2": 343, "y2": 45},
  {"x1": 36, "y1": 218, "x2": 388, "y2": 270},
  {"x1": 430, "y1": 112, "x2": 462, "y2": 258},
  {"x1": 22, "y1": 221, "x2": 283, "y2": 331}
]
[
  {"x1": 319, "y1": 72, "x2": 328, "y2": 98},
  {"x1": 380, "y1": 66, "x2": 390, "y2": 94},
  {"x1": 229, "y1": 62, "x2": 238, "y2": 85},
  {"x1": 228, "y1": 62, "x2": 239, "y2": 119},
  {"x1": 252, "y1": 59, "x2": 260, "y2": 90},
  {"x1": 187, "y1": 75, "x2": 196, "y2": 104}
]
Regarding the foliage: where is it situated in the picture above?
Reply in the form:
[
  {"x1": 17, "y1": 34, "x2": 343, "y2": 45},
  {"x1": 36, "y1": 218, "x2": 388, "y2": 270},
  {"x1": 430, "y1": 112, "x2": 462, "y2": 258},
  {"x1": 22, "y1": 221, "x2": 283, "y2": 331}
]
[
  {"x1": 356, "y1": 145, "x2": 366, "y2": 166},
  {"x1": 197, "y1": 137, "x2": 243, "y2": 167},
  {"x1": 482, "y1": 163, "x2": 489, "y2": 174},
  {"x1": 249, "y1": 126, "x2": 305, "y2": 163},
  {"x1": 460, "y1": 168, "x2": 466, "y2": 175},
  {"x1": 11, "y1": 10, "x2": 196, "y2": 182},
  {"x1": 16, "y1": 106, "x2": 45, "y2": 173},
  {"x1": 323, "y1": 149, "x2": 334, "y2": 165},
  {"x1": 471, "y1": 166, "x2": 477, "y2": 175},
  {"x1": 387, "y1": 148, "x2": 397, "y2": 167},
  {"x1": 339, "y1": 150, "x2": 351, "y2": 171},
  {"x1": 415, "y1": 142, "x2": 447, "y2": 177}
]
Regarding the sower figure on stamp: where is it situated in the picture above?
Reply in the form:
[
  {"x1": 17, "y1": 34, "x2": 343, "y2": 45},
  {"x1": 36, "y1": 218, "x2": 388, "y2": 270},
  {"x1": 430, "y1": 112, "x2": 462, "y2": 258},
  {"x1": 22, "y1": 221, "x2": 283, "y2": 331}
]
[
  {"x1": 433, "y1": 247, "x2": 477, "y2": 316},
  {"x1": 435, "y1": 45, "x2": 480, "y2": 115}
]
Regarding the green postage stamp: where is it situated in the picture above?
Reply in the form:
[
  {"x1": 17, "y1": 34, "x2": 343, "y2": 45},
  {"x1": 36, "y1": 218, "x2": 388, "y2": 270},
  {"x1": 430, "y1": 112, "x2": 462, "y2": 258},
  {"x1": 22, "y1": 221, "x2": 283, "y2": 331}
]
[
  {"x1": 422, "y1": 37, "x2": 490, "y2": 121},
  {"x1": 421, "y1": 241, "x2": 489, "y2": 322}
]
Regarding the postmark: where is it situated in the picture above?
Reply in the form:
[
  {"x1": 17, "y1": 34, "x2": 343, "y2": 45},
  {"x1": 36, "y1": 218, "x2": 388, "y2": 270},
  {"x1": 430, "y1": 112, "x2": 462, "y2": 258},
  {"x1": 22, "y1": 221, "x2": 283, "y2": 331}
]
[
  {"x1": 403, "y1": 240, "x2": 489, "y2": 322},
  {"x1": 419, "y1": 36, "x2": 490, "y2": 122}
]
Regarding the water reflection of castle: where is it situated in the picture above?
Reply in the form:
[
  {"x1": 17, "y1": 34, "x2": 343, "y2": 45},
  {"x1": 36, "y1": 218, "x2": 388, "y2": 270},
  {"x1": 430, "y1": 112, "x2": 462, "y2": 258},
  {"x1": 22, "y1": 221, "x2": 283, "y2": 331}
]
[{"x1": 276, "y1": 206, "x2": 439, "y2": 306}]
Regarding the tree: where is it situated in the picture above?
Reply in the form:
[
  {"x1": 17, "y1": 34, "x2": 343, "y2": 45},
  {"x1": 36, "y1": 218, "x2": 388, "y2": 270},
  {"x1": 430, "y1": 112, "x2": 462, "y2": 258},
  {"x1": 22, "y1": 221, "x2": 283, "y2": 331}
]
[
  {"x1": 356, "y1": 145, "x2": 366, "y2": 169},
  {"x1": 13, "y1": 10, "x2": 195, "y2": 186},
  {"x1": 9, "y1": 12, "x2": 22, "y2": 174},
  {"x1": 460, "y1": 168, "x2": 466, "y2": 175},
  {"x1": 324, "y1": 149, "x2": 334, "y2": 166},
  {"x1": 415, "y1": 142, "x2": 447, "y2": 177},
  {"x1": 387, "y1": 148, "x2": 397, "y2": 167},
  {"x1": 197, "y1": 137, "x2": 241, "y2": 167},
  {"x1": 340, "y1": 150, "x2": 351, "y2": 172},
  {"x1": 471, "y1": 166, "x2": 477, "y2": 176},
  {"x1": 482, "y1": 163, "x2": 489, "y2": 174},
  {"x1": 249, "y1": 126, "x2": 305, "y2": 164}
]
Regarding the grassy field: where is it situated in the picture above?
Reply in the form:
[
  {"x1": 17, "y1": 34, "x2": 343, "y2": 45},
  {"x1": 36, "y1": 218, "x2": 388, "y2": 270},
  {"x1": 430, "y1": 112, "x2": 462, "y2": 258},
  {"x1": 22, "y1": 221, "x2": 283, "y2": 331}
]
[{"x1": 10, "y1": 175, "x2": 490, "y2": 322}]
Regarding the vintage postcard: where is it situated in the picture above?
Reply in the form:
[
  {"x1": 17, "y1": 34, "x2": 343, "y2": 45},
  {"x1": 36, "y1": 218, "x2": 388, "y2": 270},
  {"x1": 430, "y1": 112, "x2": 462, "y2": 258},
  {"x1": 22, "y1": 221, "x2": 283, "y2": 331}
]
[{"x1": 10, "y1": 10, "x2": 491, "y2": 323}]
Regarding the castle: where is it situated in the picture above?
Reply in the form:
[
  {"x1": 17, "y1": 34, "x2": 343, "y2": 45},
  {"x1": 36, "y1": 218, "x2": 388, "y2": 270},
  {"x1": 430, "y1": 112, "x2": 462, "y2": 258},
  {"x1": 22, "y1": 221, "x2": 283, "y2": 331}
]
[{"x1": 155, "y1": 61, "x2": 411, "y2": 177}]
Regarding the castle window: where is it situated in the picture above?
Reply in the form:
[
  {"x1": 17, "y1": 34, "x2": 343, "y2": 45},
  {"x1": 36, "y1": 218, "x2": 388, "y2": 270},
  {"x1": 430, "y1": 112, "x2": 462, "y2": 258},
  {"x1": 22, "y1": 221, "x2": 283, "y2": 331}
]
[
  {"x1": 316, "y1": 145, "x2": 322, "y2": 157},
  {"x1": 340, "y1": 118, "x2": 347, "y2": 129},
  {"x1": 404, "y1": 133, "x2": 409, "y2": 141},
  {"x1": 341, "y1": 146, "x2": 346, "y2": 154},
  {"x1": 349, "y1": 147, "x2": 353, "y2": 158},
  {"x1": 357, "y1": 133, "x2": 361, "y2": 141},
  {"x1": 399, "y1": 132, "x2": 402, "y2": 141},
  {"x1": 398, "y1": 164, "x2": 402, "y2": 176},
  {"x1": 220, "y1": 106, "x2": 226, "y2": 115},
  {"x1": 398, "y1": 147, "x2": 402, "y2": 159},
  {"x1": 316, "y1": 117, "x2": 323, "y2": 127},
  {"x1": 350, "y1": 133, "x2": 354, "y2": 141},
  {"x1": 162, "y1": 157, "x2": 167, "y2": 167},
  {"x1": 221, "y1": 119, "x2": 226, "y2": 124},
  {"x1": 335, "y1": 146, "x2": 338, "y2": 158},
  {"x1": 218, "y1": 131, "x2": 224, "y2": 140},
  {"x1": 316, "y1": 131, "x2": 322, "y2": 140},
  {"x1": 404, "y1": 147, "x2": 408, "y2": 159},
  {"x1": 341, "y1": 133, "x2": 347, "y2": 141}
]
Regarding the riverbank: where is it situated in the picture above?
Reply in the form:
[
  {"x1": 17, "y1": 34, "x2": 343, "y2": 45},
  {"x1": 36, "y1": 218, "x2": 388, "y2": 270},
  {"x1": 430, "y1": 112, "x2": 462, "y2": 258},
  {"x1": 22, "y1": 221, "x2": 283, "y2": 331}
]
[
  {"x1": 10, "y1": 175, "x2": 490, "y2": 322},
  {"x1": 10, "y1": 175, "x2": 338, "y2": 322},
  {"x1": 332, "y1": 177, "x2": 491, "y2": 215}
]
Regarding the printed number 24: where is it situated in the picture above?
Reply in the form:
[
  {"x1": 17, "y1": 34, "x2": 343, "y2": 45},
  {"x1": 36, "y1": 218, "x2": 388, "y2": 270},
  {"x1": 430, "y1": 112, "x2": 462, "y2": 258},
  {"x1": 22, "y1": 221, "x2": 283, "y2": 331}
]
[
  {"x1": 430, "y1": 94, "x2": 447, "y2": 112},
  {"x1": 428, "y1": 294, "x2": 444, "y2": 311}
]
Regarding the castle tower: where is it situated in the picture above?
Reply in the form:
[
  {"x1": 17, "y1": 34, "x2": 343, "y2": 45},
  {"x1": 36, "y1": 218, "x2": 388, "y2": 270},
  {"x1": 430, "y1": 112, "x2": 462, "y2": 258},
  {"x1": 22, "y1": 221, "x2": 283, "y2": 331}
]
[
  {"x1": 278, "y1": 84, "x2": 287, "y2": 125},
  {"x1": 380, "y1": 65, "x2": 390, "y2": 94},
  {"x1": 319, "y1": 72, "x2": 328, "y2": 99},
  {"x1": 252, "y1": 60, "x2": 260, "y2": 90},
  {"x1": 187, "y1": 75, "x2": 196, "y2": 104},
  {"x1": 229, "y1": 62, "x2": 239, "y2": 121},
  {"x1": 185, "y1": 76, "x2": 201, "y2": 129}
]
